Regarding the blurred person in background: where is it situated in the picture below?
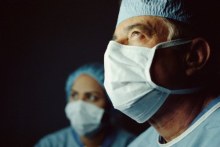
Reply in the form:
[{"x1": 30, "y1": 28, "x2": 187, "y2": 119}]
[{"x1": 35, "y1": 63, "x2": 135, "y2": 147}]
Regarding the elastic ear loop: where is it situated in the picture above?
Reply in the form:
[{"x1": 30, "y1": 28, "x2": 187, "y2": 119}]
[
  {"x1": 154, "y1": 39, "x2": 192, "y2": 50},
  {"x1": 152, "y1": 39, "x2": 201, "y2": 95}
]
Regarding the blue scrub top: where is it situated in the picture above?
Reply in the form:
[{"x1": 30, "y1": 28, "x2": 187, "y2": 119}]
[
  {"x1": 35, "y1": 126, "x2": 135, "y2": 147},
  {"x1": 128, "y1": 96, "x2": 220, "y2": 147},
  {"x1": 70, "y1": 126, "x2": 116, "y2": 147}
]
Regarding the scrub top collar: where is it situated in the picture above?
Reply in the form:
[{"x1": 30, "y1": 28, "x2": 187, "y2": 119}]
[
  {"x1": 158, "y1": 96, "x2": 220, "y2": 147},
  {"x1": 71, "y1": 127, "x2": 116, "y2": 147}
]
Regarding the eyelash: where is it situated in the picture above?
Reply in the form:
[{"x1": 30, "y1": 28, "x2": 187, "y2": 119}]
[
  {"x1": 70, "y1": 92, "x2": 99, "y2": 102},
  {"x1": 131, "y1": 31, "x2": 140, "y2": 35},
  {"x1": 85, "y1": 93, "x2": 98, "y2": 101},
  {"x1": 130, "y1": 31, "x2": 141, "y2": 37},
  {"x1": 129, "y1": 30, "x2": 147, "y2": 41}
]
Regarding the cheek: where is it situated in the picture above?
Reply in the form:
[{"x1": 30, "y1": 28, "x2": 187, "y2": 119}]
[
  {"x1": 150, "y1": 58, "x2": 169, "y2": 86},
  {"x1": 150, "y1": 49, "x2": 185, "y2": 88},
  {"x1": 94, "y1": 99, "x2": 107, "y2": 109}
]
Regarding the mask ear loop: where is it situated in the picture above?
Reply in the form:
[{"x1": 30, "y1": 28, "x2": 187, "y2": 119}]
[
  {"x1": 149, "y1": 38, "x2": 201, "y2": 95},
  {"x1": 169, "y1": 87, "x2": 202, "y2": 95},
  {"x1": 155, "y1": 39, "x2": 192, "y2": 50}
]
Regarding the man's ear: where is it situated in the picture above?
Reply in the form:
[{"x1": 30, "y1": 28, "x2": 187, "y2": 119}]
[{"x1": 185, "y1": 38, "x2": 211, "y2": 76}]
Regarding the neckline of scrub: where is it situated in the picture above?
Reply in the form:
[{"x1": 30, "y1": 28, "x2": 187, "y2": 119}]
[{"x1": 157, "y1": 96, "x2": 220, "y2": 147}]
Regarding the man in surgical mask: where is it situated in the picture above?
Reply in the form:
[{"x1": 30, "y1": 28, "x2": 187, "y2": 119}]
[
  {"x1": 35, "y1": 63, "x2": 135, "y2": 147},
  {"x1": 104, "y1": 0, "x2": 220, "y2": 146}
]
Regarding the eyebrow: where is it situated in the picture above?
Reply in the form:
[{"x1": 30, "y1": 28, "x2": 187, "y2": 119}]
[
  {"x1": 112, "y1": 23, "x2": 154, "y2": 40},
  {"x1": 71, "y1": 89, "x2": 102, "y2": 95},
  {"x1": 85, "y1": 92, "x2": 103, "y2": 97},
  {"x1": 127, "y1": 23, "x2": 153, "y2": 32}
]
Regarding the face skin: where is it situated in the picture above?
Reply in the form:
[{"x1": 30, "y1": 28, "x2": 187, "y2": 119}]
[
  {"x1": 69, "y1": 74, "x2": 108, "y2": 146},
  {"x1": 69, "y1": 74, "x2": 107, "y2": 109},
  {"x1": 113, "y1": 15, "x2": 214, "y2": 142},
  {"x1": 114, "y1": 16, "x2": 169, "y2": 47},
  {"x1": 114, "y1": 16, "x2": 189, "y2": 89}
]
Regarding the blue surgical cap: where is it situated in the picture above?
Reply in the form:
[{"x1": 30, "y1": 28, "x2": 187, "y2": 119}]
[
  {"x1": 117, "y1": 0, "x2": 192, "y2": 26},
  {"x1": 65, "y1": 63, "x2": 104, "y2": 99}
]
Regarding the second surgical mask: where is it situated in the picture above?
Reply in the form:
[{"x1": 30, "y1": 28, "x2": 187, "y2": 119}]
[{"x1": 65, "y1": 100, "x2": 104, "y2": 136}]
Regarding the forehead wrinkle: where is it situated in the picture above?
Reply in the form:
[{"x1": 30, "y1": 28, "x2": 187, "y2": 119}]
[
  {"x1": 112, "y1": 20, "x2": 157, "y2": 41},
  {"x1": 72, "y1": 88, "x2": 101, "y2": 94},
  {"x1": 126, "y1": 23, "x2": 154, "y2": 34}
]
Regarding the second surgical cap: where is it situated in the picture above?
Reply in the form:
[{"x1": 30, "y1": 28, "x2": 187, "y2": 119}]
[
  {"x1": 117, "y1": 0, "x2": 193, "y2": 26},
  {"x1": 65, "y1": 63, "x2": 104, "y2": 99}
]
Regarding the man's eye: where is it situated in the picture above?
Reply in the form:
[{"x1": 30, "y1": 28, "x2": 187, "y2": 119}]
[{"x1": 130, "y1": 31, "x2": 141, "y2": 38}]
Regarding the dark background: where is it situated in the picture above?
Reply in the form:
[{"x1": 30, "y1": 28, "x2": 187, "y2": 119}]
[{"x1": 2, "y1": 0, "x2": 148, "y2": 147}]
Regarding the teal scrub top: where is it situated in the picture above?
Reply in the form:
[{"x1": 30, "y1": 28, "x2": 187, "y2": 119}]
[
  {"x1": 35, "y1": 126, "x2": 135, "y2": 147},
  {"x1": 128, "y1": 96, "x2": 220, "y2": 147}
]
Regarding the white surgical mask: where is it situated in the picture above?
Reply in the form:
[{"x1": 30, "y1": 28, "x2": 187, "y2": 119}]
[
  {"x1": 65, "y1": 100, "x2": 104, "y2": 136},
  {"x1": 104, "y1": 39, "x2": 200, "y2": 123}
]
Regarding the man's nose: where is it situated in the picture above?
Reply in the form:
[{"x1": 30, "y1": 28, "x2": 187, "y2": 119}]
[{"x1": 78, "y1": 94, "x2": 87, "y2": 101}]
